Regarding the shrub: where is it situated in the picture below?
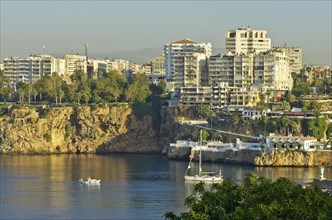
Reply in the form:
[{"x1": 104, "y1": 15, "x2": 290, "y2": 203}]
[{"x1": 43, "y1": 133, "x2": 52, "y2": 142}]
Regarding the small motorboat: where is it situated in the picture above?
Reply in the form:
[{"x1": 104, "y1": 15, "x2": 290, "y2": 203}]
[{"x1": 79, "y1": 177, "x2": 101, "y2": 185}]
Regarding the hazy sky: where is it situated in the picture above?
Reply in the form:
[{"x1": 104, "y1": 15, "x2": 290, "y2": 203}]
[{"x1": 1, "y1": 0, "x2": 331, "y2": 66}]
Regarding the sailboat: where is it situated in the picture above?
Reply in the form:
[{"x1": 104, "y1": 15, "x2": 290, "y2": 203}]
[{"x1": 184, "y1": 130, "x2": 223, "y2": 182}]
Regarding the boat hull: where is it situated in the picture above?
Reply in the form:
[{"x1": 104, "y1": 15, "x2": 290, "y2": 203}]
[{"x1": 184, "y1": 175, "x2": 223, "y2": 182}]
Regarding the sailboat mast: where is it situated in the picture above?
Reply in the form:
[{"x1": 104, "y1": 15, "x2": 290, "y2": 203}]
[{"x1": 199, "y1": 130, "x2": 202, "y2": 176}]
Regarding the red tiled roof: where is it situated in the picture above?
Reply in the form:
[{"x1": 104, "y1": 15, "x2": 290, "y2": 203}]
[{"x1": 172, "y1": 39, "x2": 197, "y2": 44}]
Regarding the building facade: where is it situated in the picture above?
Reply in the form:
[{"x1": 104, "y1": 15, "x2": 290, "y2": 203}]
[
  {"x1": 254, "y1": 50, "x2": 292, "y2": 91},
  {"x1": 180, "y1": 82, "x2": 260, "y2": 109},
  {"x1": 225, "y1": 27, "x2": 271, "y2": 55},
  {"x1": 208, "y1": 52, "x2": 255, "y2": 87},
  {"x1": 275, "y1": 44, "x2": 302, "y2": 74},
  {"x1": 164, "y1": 39, "x2": 212, "y2": 91},
  {"x1": 3, "y1": 55, "x2": 53, "y2": 84}
]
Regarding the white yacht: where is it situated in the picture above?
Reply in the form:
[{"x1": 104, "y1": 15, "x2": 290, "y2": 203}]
[{"x1": 184, "y1": 130, "x2": 223, "y2": 183}]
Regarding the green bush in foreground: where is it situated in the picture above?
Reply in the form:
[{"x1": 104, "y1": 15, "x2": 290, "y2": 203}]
[{"x1": 165, "y1": 173, "x2": 332, "y2": 220}]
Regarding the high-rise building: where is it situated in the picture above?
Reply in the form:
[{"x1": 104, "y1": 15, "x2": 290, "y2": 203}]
[
  {"x1": 208, "y1": 52, "x2": 254, "y2": 87},
  {"x1": 150, "y1": 54, "x2": 165, "y2": 76},
  {"x1": 64, "y1": 54, "x2": 87, "y2": 76},
  {"x1": 3, "y1": 55, "x2": 53, "y2": 84},
  {"x1": 208, "y1": 50, "x2": 292, "y2": 91},
  {"x1": 254, "y1": 50, "x2": 292, "y2": 91},
  {"x1": 275, "y1": 44, "x2": 302, "y2": 74},
  {"x1": 225, "y1": 27, "x2": 271, "y2": 54},
  {"x1": 164, "y1": 39, "x2": 212, "y2": 90}
]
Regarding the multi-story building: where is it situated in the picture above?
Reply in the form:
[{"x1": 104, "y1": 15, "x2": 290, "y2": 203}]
[
  {"x1": 164, "y1": 39, "x2": 212, "y2": 91},
  {"x1": 51, "y1": 58, "x2": 66, "y2": 76},
  {"x1": 64, "y1": 54, "x2": 87, "y2": 76},
  {"x1": 208, "y1": 52, "x2": 255, "y2": 87},
  {"x1": 180, "y1": 86, "x2": 212, "y2": 106},
  {"x1": 87, "y1": 59, "x2": 108, "y2": 76},
  {"x1": 180, "y1": 82, "x2": 260, "y2": 109},
  {"x1": 3, "y1": 55, "x2": 53, "y2": 84},
  {"x1": 254, "y1": 50, "x2": 292, "y2": 91},
  {"x1": 275, "y1": 44, "x2": 302, "y2": 74},
  {"x1": 225, "y1": 27, "x2": 271, "y2": 55},
  {"x1": 150, "y1": 54, "x2": 165, "y2": 76}
]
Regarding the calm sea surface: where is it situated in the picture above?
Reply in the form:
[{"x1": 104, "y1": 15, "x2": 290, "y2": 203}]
[{"x1": 1, "y1": 154, "x2": 331, "y2": 220}]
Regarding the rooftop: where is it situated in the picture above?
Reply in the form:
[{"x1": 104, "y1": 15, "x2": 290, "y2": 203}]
[{"x1": 172, "y1": 38, "x2": 197, "y2": 44}]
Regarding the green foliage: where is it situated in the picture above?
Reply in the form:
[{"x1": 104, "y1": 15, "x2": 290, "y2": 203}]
[
  {"x1": 43, "y1": 133, "x2": 52, "y2": 142},
  {"x1": 0, "y1": 70, "x2": 14, "y2": 103},
  {"x1": 196, "y1": 105, "x2": 213, "y2": 119},
  {"x1": 38, "y1": 107, "x2": 51, "y2": 118},
  {"x1": 149, "y1": 79, "x2": 167, "y2": 96},
  {"x1": 292, "y1": 82, "x2": 311, "y2": 97},
  {"x1": 64, "y1": 124, "x2": 71, "y2": 139},
  {"x1": 200, "y1": 129, "x2": 209, "y2": 144},
  {"x1": 125, "y1": 74, "x2": 151, "y2": 102},
  {"x1": 256, "y1": 92, "x2": 268, "y2": 110},
  {"x1": 304, "y1": 117, "x2": 329, "y2": 139},
  {"x1": 131, "y1": 102, "x2": 151, "y2": 120},
  {"x1": 151, "y1": 95, "x2": 162, "y2": 132},
  {"x1": 165, "y1": 173, "x2": 332, "y2": 220}
]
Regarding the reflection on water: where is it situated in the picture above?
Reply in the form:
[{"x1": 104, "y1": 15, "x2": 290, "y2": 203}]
[{"x1": 1, "y1": 154, "x2": 331, "y2": 219}]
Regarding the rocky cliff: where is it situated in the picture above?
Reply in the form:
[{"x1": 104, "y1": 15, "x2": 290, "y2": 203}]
[{"x1": 0, "y1": 105, "x2": 175, "y2": 154}]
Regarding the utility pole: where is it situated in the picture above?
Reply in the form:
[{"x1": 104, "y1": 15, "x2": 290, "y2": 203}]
[{"x1": 85, "y1": 43, "x2": 88, "y2": 63}]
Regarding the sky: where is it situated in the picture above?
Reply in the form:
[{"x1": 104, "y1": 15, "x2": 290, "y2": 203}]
[{"x1": 1, "y1": 0, "x2": 331, "y2": 66}]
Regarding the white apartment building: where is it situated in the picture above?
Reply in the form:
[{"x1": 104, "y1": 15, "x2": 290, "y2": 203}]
[
  {"x1": 107, "y1": 59, "x2": 130, "y2": 76},
  {"x1": 180, "y1": 86, "x2": 212, "y2": 106},
  {"x1": 180, "y1": 82, "x2": 260, "y2": 109},
  {"x1": 87, "y1": 59, "x2": 108, "y2": 76},
  {"x1": 150, "y1": 54, "x2": 165, "y2": 76},
  {"x1": 208, "y1": 50, "x2": 292, "y2": 92},
  {"x1": 164, "y1": 39, "x2": 212, "y2": 91},
  {"x1": 275, "y1": 44, "x2": 302, "y2": 74},
  {"x1": 254, "y1": 50, "x2": 292, "y2": 91},
  {"x1": 225, "y1": 27, "x2": 271, "y2": 54},
  {"x1": 51, "y1": 57, "x2": 66, "y2": 76},
  {"x1": 3, "y1": 55, "x2": 53, "y2": 84},
  {"x1": 208, "y1": 52, "x2": 255, "y2": 87},
  {"x1": 64, "y1": 54, "x2": 87, "y2": 76}
]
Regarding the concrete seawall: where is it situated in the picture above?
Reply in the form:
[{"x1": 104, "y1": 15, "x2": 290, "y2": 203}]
[{"x1": 167, "y1": 145, "x2": 332, "y2": 167}]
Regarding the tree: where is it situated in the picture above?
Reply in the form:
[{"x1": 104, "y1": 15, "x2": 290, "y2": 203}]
[
  {"x1": 232, "y1": 113, "x2": 240, "y2": 128},
  {"x1": 292, "y1": 82, "x2": 311, "y2": 97},
  {"x1": 16, "y1": 81, "x2": 28, "y2": 104},
  {"x1": 291, "y1": 72, "x2": 299, "y2": 87},
  {"x1": 256, "y1": 92, "x2": 267, "y2": 111},
  {"x1": 165, "y1": 173, "x2": 332, "y2": 220},
  {"x1": 0, "y1": 70, "x2": 13, "y2": 103},
  {"x1": 196, "y1": 104, "x2": 213, "y2": 119},
  {"x1": 281, "y1": 100, "x2": 291, "y2": 111},
  {"x1": 125, "y1": 74, "x2": 151, "y2": 102}
]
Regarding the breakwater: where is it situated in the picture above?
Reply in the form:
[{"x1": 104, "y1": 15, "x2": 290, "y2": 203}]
[{"x1": 167, "y1": 145, "x2": 332, "y2": 167}]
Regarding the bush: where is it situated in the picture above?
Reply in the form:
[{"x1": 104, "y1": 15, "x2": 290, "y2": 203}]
[
  {"x1": 64, "y1": 124, "x2": 71, "y2": 139},
  {"x1": 43, "y1": 133, "x2": 52, "y2": 142},
  {"x1": 38, "y1": 107, "x2": 51, "y2": 118},
  {"x1": 165, "y1": 173, "x2": 332, "y2": 219},
  {"x1": 131, "y1": 102, "x2": 151, "y2": 120}
]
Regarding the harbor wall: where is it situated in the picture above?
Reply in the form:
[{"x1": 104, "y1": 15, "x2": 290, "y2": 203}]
[{"x1": 167, "y1": 145, "x2": 332, "y2": 167}]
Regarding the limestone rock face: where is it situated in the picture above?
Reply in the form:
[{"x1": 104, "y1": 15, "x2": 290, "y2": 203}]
[
  {"x1": 254, "y1": 150, "x2": 332, "y2": 167},
  {"x1": 0, "y1": 105, "x2": 170, "y2": 154}
]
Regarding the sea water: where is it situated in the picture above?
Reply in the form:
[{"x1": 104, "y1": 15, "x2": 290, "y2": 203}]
[{"x1": 1, "y1": 154, "x2": 330, "y2": 219}]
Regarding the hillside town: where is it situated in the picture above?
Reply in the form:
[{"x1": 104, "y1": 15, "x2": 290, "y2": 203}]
[{"x1": 1, "y1": 27, "x2": 332, "y2": 156}]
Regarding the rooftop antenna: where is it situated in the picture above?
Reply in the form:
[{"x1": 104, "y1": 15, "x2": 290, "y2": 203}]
[
  {"x1": 43, "y1": 45, "x2": 46, "y2": 54},
  {"x1": 85, "y1": 43, "x2": 88, "y2": 63},
  {"x1": 71, "y1": 45, "x2": 74, "y2": 54}
]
